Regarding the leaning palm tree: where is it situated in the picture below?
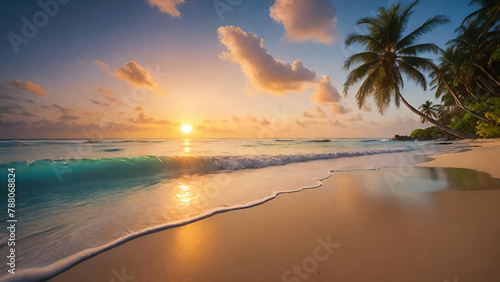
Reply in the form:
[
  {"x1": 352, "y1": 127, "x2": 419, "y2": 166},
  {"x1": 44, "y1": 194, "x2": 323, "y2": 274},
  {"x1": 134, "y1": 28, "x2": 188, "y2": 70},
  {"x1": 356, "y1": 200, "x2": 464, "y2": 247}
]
[
  {"x1": 418, "y1": 100, "x2": 439, "y2": 123},
  {"x1": 343, "y1": 0, "x2": 474, "y2": 139}
]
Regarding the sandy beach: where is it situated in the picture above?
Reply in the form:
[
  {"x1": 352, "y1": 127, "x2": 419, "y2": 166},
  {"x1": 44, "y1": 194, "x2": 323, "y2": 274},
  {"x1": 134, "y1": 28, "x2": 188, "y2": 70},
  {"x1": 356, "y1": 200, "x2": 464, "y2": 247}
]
[{"x1": 49, "y1": 141, "x2": 500, "y2": 282}]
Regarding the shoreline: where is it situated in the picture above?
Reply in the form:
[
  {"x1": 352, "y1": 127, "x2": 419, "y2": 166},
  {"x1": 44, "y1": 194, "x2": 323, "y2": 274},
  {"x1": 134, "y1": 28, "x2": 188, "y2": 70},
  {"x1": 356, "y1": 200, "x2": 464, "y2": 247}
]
[
  {"x1": 416, "y1": 139, "x2": 500, "y2": 179},
  {"x1": 2, "y1": 139, "x2": 499, "y2": 282},
  {"x1": 48, "y1": 139, "x2": 500, "y2": 282}
]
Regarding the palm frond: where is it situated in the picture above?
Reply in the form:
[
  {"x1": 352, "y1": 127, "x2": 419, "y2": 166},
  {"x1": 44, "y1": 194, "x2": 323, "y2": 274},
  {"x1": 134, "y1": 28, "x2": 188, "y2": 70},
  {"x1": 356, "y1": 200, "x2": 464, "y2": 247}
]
[
  {"x1": 399, "y1": 56, "x2": 437, "y2": 72},
  {"x1": 356, "y1": 66, "x2": 384, "y2": 109},
  {"x1": 398, "y1": 60, "x2": 428, "y2": 90},
  {"x1": 345, "y1": 34, "x2": 384, "y2": 51},
  {"x1": 396, "y1": 15, "x2": 449, "y2": 49},
  {"x1": 343, "y1": 52, "x2": 380, "y2": 70},
  {"x1": 344, "y1": 61, "x2": 381, "y2": 94},
  {"x1": 398, "y1": 43, "x2": 443, "y2": 56}
]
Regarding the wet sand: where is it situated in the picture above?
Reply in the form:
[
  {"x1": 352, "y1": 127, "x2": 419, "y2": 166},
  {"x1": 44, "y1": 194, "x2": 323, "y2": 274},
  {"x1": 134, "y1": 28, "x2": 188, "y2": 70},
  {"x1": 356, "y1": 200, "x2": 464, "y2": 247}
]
[{"x1": 51, "y1": 141, "x2": 500, "y2": 282}]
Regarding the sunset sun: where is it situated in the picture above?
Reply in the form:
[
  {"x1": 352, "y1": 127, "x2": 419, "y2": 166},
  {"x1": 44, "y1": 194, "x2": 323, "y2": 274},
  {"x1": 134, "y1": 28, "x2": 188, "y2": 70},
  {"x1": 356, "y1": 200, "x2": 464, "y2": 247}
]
[{"x1": 181, "y1": 124, "x2": 192, "y2": 134}]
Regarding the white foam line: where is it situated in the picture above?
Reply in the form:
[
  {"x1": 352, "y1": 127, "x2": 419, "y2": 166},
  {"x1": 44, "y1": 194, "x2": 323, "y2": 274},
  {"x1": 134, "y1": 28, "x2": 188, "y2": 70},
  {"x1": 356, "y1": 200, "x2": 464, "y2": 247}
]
[{"x1": 0, "y1": 146, "x2": 465, "y2": 282}]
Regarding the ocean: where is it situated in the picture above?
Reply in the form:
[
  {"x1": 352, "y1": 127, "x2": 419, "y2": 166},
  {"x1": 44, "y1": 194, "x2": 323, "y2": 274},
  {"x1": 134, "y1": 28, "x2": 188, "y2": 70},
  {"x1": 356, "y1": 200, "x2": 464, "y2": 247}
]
[{"x1": 0, "y1": 138, "x2": 473, "y2": 281}]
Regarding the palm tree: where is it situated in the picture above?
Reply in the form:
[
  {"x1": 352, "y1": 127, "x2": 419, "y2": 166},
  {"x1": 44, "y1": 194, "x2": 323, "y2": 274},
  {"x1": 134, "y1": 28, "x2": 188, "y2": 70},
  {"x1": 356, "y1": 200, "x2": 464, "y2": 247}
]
[
  {"x1": 430, "y1": 47, "x2": 493, "y2": 122},
  {"x1": 343, "y1": 0, "x2": 474, "y2": 139},
  {"x1": 449, "y1": 17, "x2": 500, "y2": 89},
  {"x1": 418, "y1": 100, "x2": 439, "y2": 123},
  {"x1": 463, "y1": 0, "x2": 500, "y2": 38}
]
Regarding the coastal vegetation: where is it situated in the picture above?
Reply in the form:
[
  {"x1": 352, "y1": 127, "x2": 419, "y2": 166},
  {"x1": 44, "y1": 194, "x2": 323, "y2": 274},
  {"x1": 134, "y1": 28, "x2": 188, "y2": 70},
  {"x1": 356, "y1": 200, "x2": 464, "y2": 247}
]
[{"x1": 344, "y1": 0, "x2": 499, "y2": 139}]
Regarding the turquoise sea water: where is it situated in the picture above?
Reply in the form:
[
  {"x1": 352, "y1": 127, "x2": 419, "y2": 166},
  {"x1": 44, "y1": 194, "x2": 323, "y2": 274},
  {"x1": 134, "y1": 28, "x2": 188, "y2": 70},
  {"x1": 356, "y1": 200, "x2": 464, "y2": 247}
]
[{"x1": 0, "y1": 138, "x2": 473, "y2": 281}]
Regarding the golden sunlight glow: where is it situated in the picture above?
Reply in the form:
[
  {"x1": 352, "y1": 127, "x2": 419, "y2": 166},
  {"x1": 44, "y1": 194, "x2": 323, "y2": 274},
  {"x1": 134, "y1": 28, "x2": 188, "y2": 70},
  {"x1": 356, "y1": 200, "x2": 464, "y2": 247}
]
[
  {"x1": 181, "y1": 124, "x2": 192, "y2": 134},
  {"x1": 176, "y1": 183, "x2": 192, "y2": 205}
]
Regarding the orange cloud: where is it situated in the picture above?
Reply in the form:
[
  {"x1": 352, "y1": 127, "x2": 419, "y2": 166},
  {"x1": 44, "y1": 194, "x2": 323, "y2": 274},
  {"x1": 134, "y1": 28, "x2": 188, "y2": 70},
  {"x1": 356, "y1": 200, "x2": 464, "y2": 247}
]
[
  {"x1": 95, "y1": 87, "x2": 113, "y2": 95},
  {"x1": 302, "y1": 110, "x2": 314, "y2": 118},
  {"x1": 343, "y1": 114, "x2": 364, "y2": 121},
  {"x1": 130, "y1": 111, "x2": 177, "y2": 126},
  {"x1": 246, "y1": 115, "x2": 259, "y2": 123},
  {"x1": 245, "y1": 115, "x2": 271, "y2": 126},
  {"x1": 113, "y1": 61, "x2": 161, "y2": 90},
  {"x1": 311, "y1": 75, "x2": 340, "y2": 104},
  {"x1": 11, "y1": 80, "x2": 47, "y2": 96},
  {"x1": 145, "y1": 0, "x2": 185, "y2": 17},
  {"x1": 195, "y1": 125, "x2": 235, "y2": 134},
  {"x1": 329, "y1": 104, "x2": 350, "y2": 115},
  {"x1": 315, "y1": 107, "x2": 327, "y2": 118},
  {"x1": 218, "y1": 26, "x2": 316, "y2": 95},
  {"x1": 260, "y1": 117, "x2": 271, "y2": 126},
  {"x1": 94, "y1": 60, "x2": 109, "y2": 70},
  {"x1": 329, "y1": 119, "x2": 343, "y2": 126},
  {"x1": 311, "y1": 75, "x2": 349, "y2": 115},
  {"x1": 270, "y1": 0, "x2": 338, "y2": 44},
  {"x1": 96, "y1": 60, "x2": 163, "y2": 93},
  {"x1": 296, "y1": 119, "x2": 307, "y2": 128},
  {"x1": 84, "y1": 110, "x2": 104, "y2": 116},
  {"x1": 361, "y1": 104, "x2": 372, "y2": 112}
]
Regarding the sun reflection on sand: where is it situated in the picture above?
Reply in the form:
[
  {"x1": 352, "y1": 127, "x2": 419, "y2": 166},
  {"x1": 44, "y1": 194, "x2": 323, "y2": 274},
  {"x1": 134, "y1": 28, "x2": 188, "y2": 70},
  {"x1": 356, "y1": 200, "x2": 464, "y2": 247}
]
[{"x1": 171, "y1": 217, "x2": 213, "y2": 266}]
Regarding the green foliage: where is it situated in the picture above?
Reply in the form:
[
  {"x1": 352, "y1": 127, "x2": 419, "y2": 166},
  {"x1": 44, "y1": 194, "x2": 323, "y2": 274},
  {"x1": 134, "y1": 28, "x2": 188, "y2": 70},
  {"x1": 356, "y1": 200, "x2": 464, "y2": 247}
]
[
  {"x1": 411, "y1": 129, "x2": 424, "y2": 139},
  {"x1": 449, "y1": 114, "x2": 478, "y2": 135},
  {"x1": 470, "y1": 98, "x2": 500, "y2": 138},
  {"x1": 411, "y1": 126, "x2": 443, "y2": 139}
]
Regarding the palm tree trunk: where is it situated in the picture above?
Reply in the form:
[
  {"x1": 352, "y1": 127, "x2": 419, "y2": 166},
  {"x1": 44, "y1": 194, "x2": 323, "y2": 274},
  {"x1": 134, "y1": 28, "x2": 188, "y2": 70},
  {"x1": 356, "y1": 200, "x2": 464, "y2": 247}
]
[
  {"x1": 472, "y1": 63, "x2": 500, "y2": 86},
  {"x1": 476, "y1": 75, "x2": 498, "y2": 93},
  {"x1": 463, "y1": 84, "x2": 479, "y2": 100},
  {"x1": 439, "y1": 77, "x2": 491, "y2": 123},
  {"x1": 397, "y1": 92, "x2": 475, "y2": 139}
]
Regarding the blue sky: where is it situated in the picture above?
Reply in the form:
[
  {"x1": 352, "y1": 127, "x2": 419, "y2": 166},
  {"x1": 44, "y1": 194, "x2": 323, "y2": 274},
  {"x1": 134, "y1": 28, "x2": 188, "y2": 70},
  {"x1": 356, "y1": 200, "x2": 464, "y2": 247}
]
[{"x1": 0, "y1": 0, "x2": 478, "y2": 138}]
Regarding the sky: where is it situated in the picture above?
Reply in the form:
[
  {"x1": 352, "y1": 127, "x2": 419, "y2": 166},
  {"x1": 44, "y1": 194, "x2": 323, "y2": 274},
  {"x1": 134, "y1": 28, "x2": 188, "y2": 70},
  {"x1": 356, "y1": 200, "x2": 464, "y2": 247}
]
[{"x1": 0, "y1": 0, "x2": 476, "y2": 139}]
